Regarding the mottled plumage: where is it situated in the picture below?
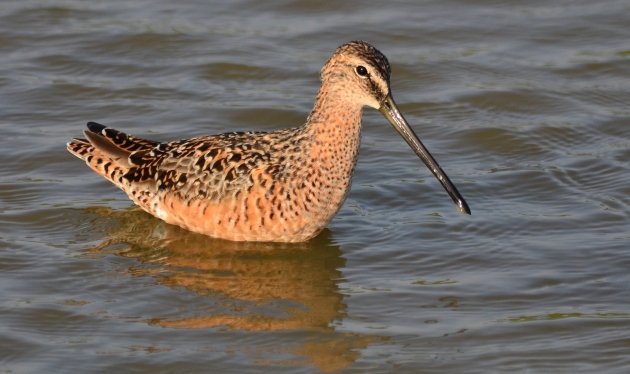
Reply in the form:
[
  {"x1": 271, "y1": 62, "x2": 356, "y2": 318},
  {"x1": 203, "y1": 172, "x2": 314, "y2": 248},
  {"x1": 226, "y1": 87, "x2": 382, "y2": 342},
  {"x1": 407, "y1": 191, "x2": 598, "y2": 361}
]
[{"x1": 67, "y1": 41, "x2": 470, "y2": 242}]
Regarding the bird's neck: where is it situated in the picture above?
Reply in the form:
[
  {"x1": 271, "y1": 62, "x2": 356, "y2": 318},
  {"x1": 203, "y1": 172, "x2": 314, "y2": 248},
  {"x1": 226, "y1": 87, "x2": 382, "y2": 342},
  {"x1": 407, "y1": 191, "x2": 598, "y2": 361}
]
[
  {"x1": 283, "y1": 84, "x2": 364, "y2": 229},
  {"x1": 302, "y1": 83, "x2": 364, "y2": 170}
]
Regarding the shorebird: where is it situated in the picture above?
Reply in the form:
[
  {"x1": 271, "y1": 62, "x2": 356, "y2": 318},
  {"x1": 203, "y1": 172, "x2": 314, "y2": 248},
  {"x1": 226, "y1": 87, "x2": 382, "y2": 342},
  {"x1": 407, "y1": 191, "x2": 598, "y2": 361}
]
[{"x1": 67, "y1": 41, "x2": 470, "y2": 242}]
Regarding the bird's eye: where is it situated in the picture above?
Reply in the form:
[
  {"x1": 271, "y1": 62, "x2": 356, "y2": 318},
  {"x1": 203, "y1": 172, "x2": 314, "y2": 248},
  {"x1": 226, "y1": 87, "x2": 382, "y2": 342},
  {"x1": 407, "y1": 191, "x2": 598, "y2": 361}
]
[{"x1": 356, "y1": 65, "x2": 368, "y2": 77}]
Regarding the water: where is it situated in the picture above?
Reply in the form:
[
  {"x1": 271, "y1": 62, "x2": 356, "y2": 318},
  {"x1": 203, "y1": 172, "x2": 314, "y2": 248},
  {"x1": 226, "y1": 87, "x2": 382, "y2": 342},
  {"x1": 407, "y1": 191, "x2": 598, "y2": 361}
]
[{"x1": 1, "y1": 0, "x2": 629, "y2": 372}]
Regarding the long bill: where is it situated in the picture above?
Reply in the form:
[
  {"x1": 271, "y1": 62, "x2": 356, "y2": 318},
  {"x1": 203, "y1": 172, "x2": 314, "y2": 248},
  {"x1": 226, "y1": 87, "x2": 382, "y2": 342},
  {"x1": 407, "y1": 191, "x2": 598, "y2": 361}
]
[{"x1": 379, "y1": 94, "x2": 471, "y2": 215}]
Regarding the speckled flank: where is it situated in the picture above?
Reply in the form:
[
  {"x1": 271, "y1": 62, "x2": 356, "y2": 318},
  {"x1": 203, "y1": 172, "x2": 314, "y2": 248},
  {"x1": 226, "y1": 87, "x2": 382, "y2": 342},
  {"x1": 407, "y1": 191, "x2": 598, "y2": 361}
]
[{"x1": 67, "y1": 41, "x2": 421, "y2": 242}]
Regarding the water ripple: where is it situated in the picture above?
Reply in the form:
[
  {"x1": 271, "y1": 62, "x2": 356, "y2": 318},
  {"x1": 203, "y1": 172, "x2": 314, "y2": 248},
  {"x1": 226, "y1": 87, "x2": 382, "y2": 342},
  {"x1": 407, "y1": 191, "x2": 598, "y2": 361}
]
[{"x1": 1, "y1": 1, "x2": 630, "y2": 373}]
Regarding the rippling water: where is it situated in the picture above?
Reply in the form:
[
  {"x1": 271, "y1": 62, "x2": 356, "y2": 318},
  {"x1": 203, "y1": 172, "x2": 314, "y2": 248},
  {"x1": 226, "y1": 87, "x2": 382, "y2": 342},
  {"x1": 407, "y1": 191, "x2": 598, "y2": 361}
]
[{"x1": 1, "y1": 0, "x2": 629, "y2": 372}]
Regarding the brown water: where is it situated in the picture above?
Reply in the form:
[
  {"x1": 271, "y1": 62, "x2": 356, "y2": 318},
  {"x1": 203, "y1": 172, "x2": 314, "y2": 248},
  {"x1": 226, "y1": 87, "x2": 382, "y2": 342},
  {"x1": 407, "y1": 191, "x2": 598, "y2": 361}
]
[{"x1": 1, "y1": 0, "x2": 630, "y2": 373}]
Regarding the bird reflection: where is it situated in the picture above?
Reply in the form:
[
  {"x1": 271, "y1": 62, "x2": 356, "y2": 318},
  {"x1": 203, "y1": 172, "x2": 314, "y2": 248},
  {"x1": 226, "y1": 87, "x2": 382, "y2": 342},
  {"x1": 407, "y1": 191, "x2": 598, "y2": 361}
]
[{"x1": 83, "y1": 206, "x2": 383, "y2": 372}]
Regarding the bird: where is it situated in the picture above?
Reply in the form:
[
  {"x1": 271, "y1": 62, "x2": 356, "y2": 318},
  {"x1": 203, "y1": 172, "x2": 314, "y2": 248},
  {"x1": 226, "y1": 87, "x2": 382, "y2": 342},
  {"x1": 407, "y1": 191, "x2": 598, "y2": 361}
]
[{"x1": 67, "y1": 41, "x2": 470, "y2": 243}]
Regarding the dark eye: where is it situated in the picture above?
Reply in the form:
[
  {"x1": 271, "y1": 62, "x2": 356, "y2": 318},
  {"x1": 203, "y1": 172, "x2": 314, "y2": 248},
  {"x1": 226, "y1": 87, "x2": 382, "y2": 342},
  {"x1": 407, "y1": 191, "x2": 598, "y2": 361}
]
[{"x1": 356, "y1": 65, "x2": 368, "y2": 77}]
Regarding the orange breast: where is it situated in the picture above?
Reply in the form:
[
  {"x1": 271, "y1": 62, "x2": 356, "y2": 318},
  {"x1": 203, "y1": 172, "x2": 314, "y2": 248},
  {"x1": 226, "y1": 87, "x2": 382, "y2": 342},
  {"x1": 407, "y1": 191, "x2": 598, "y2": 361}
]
[{"x1": 154, "y1": 182, "x2": 328, "y2": 243}]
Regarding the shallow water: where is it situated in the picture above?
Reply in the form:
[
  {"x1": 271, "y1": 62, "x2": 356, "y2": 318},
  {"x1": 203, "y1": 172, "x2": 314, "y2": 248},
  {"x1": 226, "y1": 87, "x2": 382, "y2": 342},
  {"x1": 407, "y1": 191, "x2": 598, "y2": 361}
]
[{"x1": 1, "y1": 0, "x2": 630, "y2": 372}]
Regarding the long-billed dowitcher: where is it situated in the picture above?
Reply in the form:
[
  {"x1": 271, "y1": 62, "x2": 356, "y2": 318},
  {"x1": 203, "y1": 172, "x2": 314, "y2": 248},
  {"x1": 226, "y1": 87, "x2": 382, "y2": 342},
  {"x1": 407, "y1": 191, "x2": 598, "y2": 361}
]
[{"x1": 67, "y1": 41, "x2": 470, "y2": 242}]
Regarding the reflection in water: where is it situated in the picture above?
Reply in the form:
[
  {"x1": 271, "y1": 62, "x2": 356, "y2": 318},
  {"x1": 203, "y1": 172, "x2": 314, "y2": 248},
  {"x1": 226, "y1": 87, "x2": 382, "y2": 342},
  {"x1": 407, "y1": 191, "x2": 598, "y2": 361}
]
[{"x1": 84, "y1": 207, "x2": 382, "y2": 372}]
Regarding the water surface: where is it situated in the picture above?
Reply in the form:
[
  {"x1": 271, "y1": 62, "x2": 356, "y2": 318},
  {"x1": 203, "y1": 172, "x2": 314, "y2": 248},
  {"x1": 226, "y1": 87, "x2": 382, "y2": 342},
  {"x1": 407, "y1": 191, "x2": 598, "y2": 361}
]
[{"x1": 1, "y1": 0, "x2": 630, "y2": 372}]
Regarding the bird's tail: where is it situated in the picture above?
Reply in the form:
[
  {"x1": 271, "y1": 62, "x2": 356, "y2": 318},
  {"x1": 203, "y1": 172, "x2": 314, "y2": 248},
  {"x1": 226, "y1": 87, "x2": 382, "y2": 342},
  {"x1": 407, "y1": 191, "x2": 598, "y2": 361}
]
[{"x1": 66, "y1": 121, "x2": 159, "y2": 189}]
